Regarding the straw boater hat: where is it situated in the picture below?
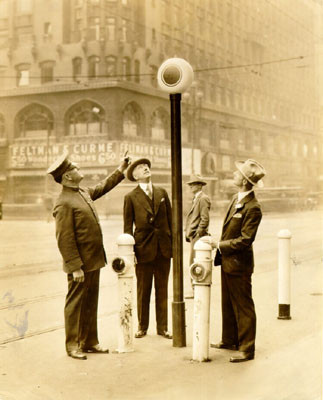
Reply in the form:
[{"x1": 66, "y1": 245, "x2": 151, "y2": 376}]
[
  {"x1": 47, "y1": 152, "x2": 72, "y2": 183},
  {"x1": 186, "y1": 174, "x2": 207, "y2": 186},
  {"x1": 235, "y1": 159, "x2": 266, "y2": 188},
  {"x1": 127, "y1": 158, "x2": 151, "y2": 182}
]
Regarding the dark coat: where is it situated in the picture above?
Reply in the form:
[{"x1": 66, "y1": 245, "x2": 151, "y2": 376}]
[
  {"x1": 53, "y1": 170, "x2": 124, "y2": 274},
  {"x1": 219, "y1": 191, "x2": 262, "y2": 275},
  {"x1": 123, "y1": 185, "x2": 172, "y2": 263},
  {"x1": 185, "y1": 191, "x2": 211, "y2": 241}
]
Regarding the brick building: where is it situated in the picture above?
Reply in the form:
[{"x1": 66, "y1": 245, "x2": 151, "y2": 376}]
[{"x1": 0, "y1": 0, "x2": 322, "y2": 213}]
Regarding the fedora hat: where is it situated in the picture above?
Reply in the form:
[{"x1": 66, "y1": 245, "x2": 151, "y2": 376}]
[
  {"x1": 127, "y1": 158, "x2": 151, "y2": 182},
  {"x1": 235, "y1": 159, "x2": 266, "y2": 188},
  {"x1": 186, "y1": 174, "x2": 207, "y2": 186},
  {"x1": 47, "y1": 152, "x2": 72, "y2": 183}
]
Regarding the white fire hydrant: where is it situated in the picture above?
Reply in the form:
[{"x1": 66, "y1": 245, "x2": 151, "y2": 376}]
[
  {"x1": 190, "y1": 238, "x2": 213, "y2": 362},
  {"x1": 111, "y1": 233, "x2": 136, "y2": 352},
  {"x1": 277, "y1": 229, "x2": 292, "y2": 320}
]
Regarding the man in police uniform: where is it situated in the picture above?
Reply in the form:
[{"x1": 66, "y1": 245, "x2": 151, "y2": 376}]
[
  {"x1": 47, "y1": 151, "x2": 130, "y2": 360},
  {"x1": 202, "y1": 159, "x2": 266, "y2": 363},
  {"x1": 123, "y1": 158, "x2": 172, "y2": 339}
]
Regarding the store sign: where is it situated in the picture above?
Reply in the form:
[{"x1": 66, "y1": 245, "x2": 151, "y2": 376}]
[{"x1": 9, "y1": 140, "x2": 172, "y2": 169}]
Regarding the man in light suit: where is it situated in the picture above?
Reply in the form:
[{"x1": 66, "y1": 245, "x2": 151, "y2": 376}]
[
  {"x1": 123, "y1": 158, "x2": 172, "y2": 339},
  {"x1": 202, "y1": 159, "x2": 266, "y2": 363},
  {"x1": 185, "y1": 175, "x2": 211, "y2": 298},
  {"x1": 48, "y1": 151, "x2": 130, "y2": 360}
]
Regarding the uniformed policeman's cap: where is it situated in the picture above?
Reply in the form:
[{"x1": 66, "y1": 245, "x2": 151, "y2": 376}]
[{"x1": 47, "y1": 152, "x2": 73, "y2": 183}]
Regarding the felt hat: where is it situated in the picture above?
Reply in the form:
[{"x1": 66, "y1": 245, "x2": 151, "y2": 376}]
[
  {"x1": 126, "y1": 158, "x2": 151, "y2": 182},
  {"x1": 186, "y1": 174, "x2": 207, "y2": 186}
]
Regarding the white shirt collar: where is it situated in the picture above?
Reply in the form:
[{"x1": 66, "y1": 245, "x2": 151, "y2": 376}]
[
  {"x1": 139, "y1": 182, "x2": 152, "y2": 191},
  {"x1": 194, "y1": 190, "x2": 202, "y2": 201},
  {"x1": 237, "y1": 189, "x2": 253, "y2": 202}
]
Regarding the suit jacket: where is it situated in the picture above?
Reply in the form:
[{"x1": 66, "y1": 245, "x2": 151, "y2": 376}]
[
  {"x1": 185, "y1": 191, "x2": 211, "y2": 241},
  {"x1": 218, "y1": 191, "x2": 262, "y2": 275},
  {"x1": 53, "y1": 170, "x2": 124, "y2": 274},
  {"x1": 123, "y1": 185, "x2": 172, "y2": 263}
]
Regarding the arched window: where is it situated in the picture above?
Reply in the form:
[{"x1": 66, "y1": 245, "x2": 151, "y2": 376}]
[
  {"x1": 151, "y1": 108, "x2": 169, "y2": 140},
  {"x1": 88, "y1": 56, "x2": 100, "y2": 79},
  {"x1": 106, "y1": 56, "x2": 117, "y2": 77},
  {"x1": 122, "y1": 102, "x2": 143, "y2": 137},
  {"x1": 16, "y1": 63, "x2": 30, "y2": 86},
  {"x1": 40, "y1": 60, "x2": 55, "y2": 84},
  {"x1": 0, "y1": 114, "x2": 5, "y2": 138},
  {"x1": 66, "y1": 101, "x2": 106, "y2": 135},
  {"x1": 15, "y1": 104, "x2": 54, "y2": 138}
]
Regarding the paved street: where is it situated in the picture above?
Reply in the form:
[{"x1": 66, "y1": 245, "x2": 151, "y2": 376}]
[{"x1": 0, "y1": 210, "x2": 322, "y2": 400}]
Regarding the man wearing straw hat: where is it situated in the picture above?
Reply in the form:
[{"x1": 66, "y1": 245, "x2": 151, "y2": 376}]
[
  {"x1": 184, "y1": 174, "x2": 211, "y2": 299},
  {"x1": 201, "y1": 159, "x2": 266, "y2": 363}
]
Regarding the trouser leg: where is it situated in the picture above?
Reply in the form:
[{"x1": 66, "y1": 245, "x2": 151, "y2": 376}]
[
  {"x1": 79, "y1": 270, "x2": 100, "y2": 349},
  {"x1": 225, "y1": 273, "x2": 256, "y2": 354},
  {"x1": 136, "y1": 262, "x2": 153, "y2": 331},
  {"x1": 221, "y1": 269, "x2": 239, "y2": 346},
  {"x1": 154, "y1": 255, "x2": 171, "y2": 333}
]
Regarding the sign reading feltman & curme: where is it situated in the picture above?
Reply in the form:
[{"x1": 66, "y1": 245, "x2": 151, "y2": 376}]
[{"x1": 9, "y1": 141, "x2": 171, "y2": 169}]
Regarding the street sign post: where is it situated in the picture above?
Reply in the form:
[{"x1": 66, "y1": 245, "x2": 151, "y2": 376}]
[{"x1": 157, "y1": 58, "x2": 194, "y2": 347}]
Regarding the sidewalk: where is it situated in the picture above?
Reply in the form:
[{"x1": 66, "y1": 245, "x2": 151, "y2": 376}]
[{"x1": 0, "y1": 257, "x2": 322, "y2": 400}]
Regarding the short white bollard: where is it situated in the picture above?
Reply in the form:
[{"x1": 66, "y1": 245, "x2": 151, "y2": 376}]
[
  {"x1": 111, "y1": 233, "x2": 136, "y2": 352},
  {"x1": 190, "y1": 239, "x2": 213, "y2": 362},
  {"x1": 277, "y1": 229, "x2": 292, "y2": 320}
]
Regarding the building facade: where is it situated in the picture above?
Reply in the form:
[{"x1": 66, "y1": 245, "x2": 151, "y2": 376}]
[{"x1": 0, "y1": 0, "x2": 322, "y2": 212}]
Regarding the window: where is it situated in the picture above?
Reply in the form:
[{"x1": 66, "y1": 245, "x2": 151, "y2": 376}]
[
  {"x1": 121, "y1": 19, "x2": 127, "y2": 42},
  {"x1": 89, "y1": 17, "x2": 100, "y2": 40},
  {"x1": 150, "y1": 65, "x2": 158, "y2": 88},
  {"x1": 44, "y1": 22, "x2": 52, "y2": 36},
  {"x1": 16, "y1": 64, "x2": 30, "y2": 86},
  {"x1": 151, "y1": 108, "x2": 169, "y2": 140},
  {"x1": 122, "y1": 57, "x2": 131, "y2": 81},
  {"x1": 220, "y1": 129, "x2": 230, "y2": 149},
  {"x1": 123, "y1": 103, "x2": 142, "y2": 137},
  {"x1": 17, "y1": 0, "x2": 32, "y2": 13},
  {"x1": 72, "y1": 57, "x2": 82, "y2": 81},
  {"x1": 16, "y1": 104, "x2": 54, "y2": 138},
  {"x1": 222, "y1": 155, "x2": 231, "y2": 171},
  {"x1": 0, "y1": 114, "x2": 5, "y2": 138},
  {"x1": 134, "y1": 60, "x2": 140, "y2": 83},
  {"x1": 106, "y1": 17, "x2": 115, "y2": 41},
  {"x1": 40, "y1": 61, "x2": 54, "y2": 84},
  {"x1": 106, "y1": 56, "x2": 116, "y2": 77},
  {"x1": 88, "y1": 56, "x2": 100, "y2": 79},
  {"x1": 67, "y1": 101, "x2": 106, "y2": 136}
]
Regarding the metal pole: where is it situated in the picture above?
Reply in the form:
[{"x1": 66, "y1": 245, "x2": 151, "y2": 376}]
[
  {"x1": 277, "y1": 229, "x2": 292, "y2": 320},
  {"x1": 170, "y1": 93, "x2": 186, "y2": 347}
]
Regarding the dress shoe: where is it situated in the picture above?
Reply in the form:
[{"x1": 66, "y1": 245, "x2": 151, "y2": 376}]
[
  {"x1": 210, "y1": 341, "x2": 238, "y2": 350},
  {"x1": 157, "y1": 330, "x2": 172, "y2": 339},
  {"x1": 82, "y1": 344, "x2": 109, "y2": 354},
  {"x1": 230, "y1": 351, "x2": 254, "y2": 363},
  {"x1": 135, "y1": 330, "x2": 147, "y2": 338},
  {"x1": 67, "y1": 350, "x2": 87, "y2": 360}
]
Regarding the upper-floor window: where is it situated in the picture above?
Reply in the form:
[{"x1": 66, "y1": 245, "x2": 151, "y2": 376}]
[
  {"x1": 121, "y1": 19, "x2": 127, "y2": 42},
  {"x1": 106, "y1": 17, "x2": 115, "y2": 41},
  {"x1": 0, "y1": 0, "x2": 9, "y2": 17},
  {"x1": 123, "y1": 102, "x2": 143, "y2": 138},
  {"x1": 122, "y1": 57, "x2": 131, "y2": 81},
  {"x1": 134, "y1": 60, "x2": 140, "y2": 83},
  {"x1": 16, "y1": 64, "x2": 30, "y2": 86},
  {"x1": 151, "y1": 108, "x2": 169, "y2": 140},
  {"x1": 40, "y1": 61, "x2": 54, "y2": 84},
  {"x1": 17, "y1": 0, "x2": 32, "y2": 14},
  {"x1": 0, "y1": 114, "x2": 5, "y2": 138},
  {"x1": 88, "y1": 56, "x2": 100, "y2": 79},
  {"x1": 106, "y1": 56, "x2": 116, "y2": 77},
  {"x1": 89, "y1": 16, "x2": 100, "y2": 40},
  {"x1": 72, "y1": 57, "x2": 82, "y2": 81},
  {"x1": 150, "y1": 65, "x2": 158, "y2": 88}
]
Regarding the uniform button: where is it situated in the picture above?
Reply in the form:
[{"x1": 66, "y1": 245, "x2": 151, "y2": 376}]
[{"x1": 149, "y1": 217, "x2": 154, "y2": 223}]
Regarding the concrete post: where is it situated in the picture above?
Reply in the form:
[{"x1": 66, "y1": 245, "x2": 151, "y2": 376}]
[
  {"x1": 190, "y1": 239, "x2": 213, "y2": 362},
  {"x1": 277, "y1": 229, "x2": 292, "y2": 320},
  {"x1": 111, "y1": 233, "x2": 136, "y2": 352}
]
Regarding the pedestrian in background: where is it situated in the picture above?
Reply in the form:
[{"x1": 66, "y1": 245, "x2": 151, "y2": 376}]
[
  {"x1": 184, "y1": 175, "x2": 211, "y2": 299},
  {"x1": 201, "y1": 159, "x2": 266, "y2": 363},
  {"x1": 123, "y1": 158, "x2": 173, "y2": 340},
  {"x1": 47, "y1": 151, "x2": 130, "y2": 360}
]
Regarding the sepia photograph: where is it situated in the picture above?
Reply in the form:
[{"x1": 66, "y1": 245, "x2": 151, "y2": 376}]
[{"x1": 0, "y1": 0, "x2": 322, "y2": 399}]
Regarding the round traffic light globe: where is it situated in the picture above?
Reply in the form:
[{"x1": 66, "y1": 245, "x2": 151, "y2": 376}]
[{"x1": 157, "y1": 58, "x2": 194, "y2": 93}]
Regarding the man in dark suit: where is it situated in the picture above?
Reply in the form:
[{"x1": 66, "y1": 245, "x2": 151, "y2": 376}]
[
  {"x1": 47, "y1": 151, "x2": 130, "y2": 360},
  {"x1": 201, "y1": 159, "x2": 266, "y2": 363},
  {"x1": 185, "y1": 175, "x2": 211, "y2": 298},
  {"x1": 123, "y1": 158, "x2": 172, "y2": 339}
]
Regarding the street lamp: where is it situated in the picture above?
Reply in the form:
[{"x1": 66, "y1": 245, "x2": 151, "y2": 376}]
[
  {"x1": 157, "y1": 58, "x2": 194, "y2": 348},
  {"x1": 182, "y1": 81, "x2": 203, "y2": 174}
]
